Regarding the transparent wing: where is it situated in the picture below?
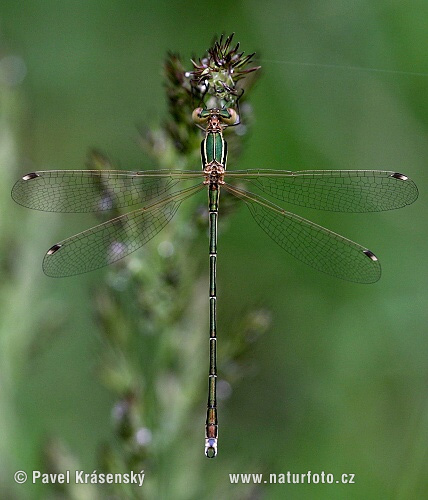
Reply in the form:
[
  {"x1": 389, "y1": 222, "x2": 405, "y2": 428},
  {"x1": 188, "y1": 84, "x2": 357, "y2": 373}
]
[
  {"x1": 223, "y1": 183, "x2": 381, "y2": 283},
  {"x1": 12, "y1": 170, "x2": 202, "y2": 213},
  {"x1": 225, "y1": 170, "x2": 418, "y2": 212},
  {"x1": 43, "y1": 184, "x2": 204, "y2": 277}
]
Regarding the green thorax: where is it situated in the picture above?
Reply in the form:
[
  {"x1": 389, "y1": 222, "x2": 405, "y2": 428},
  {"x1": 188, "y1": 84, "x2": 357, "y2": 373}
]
[{"x1": 203, "y1": 132, "x2": 226, "y2": 166}]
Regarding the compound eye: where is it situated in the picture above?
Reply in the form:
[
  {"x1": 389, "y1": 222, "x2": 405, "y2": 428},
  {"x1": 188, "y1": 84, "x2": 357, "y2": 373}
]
[
  {"x1": 222, "y1": 108, "x2": 238, "y2": 125},
  {"x1": 192, "y1": 107, "x2": 209, "y2": 124}
]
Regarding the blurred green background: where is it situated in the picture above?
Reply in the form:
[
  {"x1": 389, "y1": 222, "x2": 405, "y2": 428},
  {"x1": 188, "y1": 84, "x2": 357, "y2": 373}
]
[{"x1": 1, "y1": 1, "x2": 427, "y2": 499}]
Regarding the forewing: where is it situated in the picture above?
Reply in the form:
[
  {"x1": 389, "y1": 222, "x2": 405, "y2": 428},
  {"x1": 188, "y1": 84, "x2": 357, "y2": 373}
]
[
  {"x1": 12, "y1": 170, "x2": 200, "y2": 213},
  {"x1": 226, "y1": 170, "x2": 418, "y2": 212}
]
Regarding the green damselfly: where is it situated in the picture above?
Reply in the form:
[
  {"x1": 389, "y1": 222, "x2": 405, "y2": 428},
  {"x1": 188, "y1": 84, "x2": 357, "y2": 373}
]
[{"x1": 12, "y1": 104, "x2": 418, "y2": 458}]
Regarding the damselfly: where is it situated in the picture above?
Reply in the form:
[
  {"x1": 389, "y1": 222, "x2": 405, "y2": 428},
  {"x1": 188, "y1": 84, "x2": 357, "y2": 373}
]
[{"x1": 12, "y1": 105, "x2": 418, "y2": 458}]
